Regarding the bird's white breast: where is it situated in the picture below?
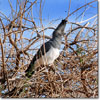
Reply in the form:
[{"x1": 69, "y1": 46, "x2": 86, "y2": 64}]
[{"x1": 34, "y1": 47, "x2": 60, "y2": 68}]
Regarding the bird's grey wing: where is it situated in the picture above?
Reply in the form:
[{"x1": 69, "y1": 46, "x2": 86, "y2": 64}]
[
  {"x1": 25, "y1": 41, "x2": 52, "y2": 77},
  {"x1": 36, "y1": 41, "x2": 52, "y2": 59}
]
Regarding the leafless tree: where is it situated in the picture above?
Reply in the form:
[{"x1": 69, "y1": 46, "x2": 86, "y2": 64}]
[{"x1": 0, "y1": 0, "x2": 98, "y2": 98}]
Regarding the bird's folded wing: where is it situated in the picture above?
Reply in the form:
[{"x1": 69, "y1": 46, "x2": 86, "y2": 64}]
[{"x1": 25, "y1": 41, "x2": 52, "y2": 73}]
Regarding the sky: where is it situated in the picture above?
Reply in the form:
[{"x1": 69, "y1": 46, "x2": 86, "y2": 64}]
[
  {"x1": 0, "y1": 0, "x2": 98, "y2": 49},
  {"x1": 0, "y1": 0, "x2": 98, "y2": 22}
]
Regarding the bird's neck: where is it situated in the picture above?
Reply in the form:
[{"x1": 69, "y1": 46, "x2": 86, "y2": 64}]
[{"x1": 51, "y1": 36, "x2": 62, "y2": 49}]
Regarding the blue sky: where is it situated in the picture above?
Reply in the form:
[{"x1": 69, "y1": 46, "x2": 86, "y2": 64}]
[
  {"x1": 0, "y1": 0, "x2": 98, "y2": 22},
  {"x1": 0, "y1": 0, "x2": 98, "y2": 49},
  {"x1": 0, "y1": 0, "x2": 98, "y2": 48}
]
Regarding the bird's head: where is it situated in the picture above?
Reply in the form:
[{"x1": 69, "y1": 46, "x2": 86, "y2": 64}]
[{"x1": 52, "y1": 19, "x2": 67, "y2": 38}]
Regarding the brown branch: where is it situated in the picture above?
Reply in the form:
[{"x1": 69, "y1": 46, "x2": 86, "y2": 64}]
[
  {"x1": 0, "y1": 39, "x2": 5, "y2": 83},
  {"x1": 8, "y1": 35, "x2": 19, "y2": 51},
  {"x1": 81, "y1": 69, "x2": 90, "y2": 97},
  {"x1": 74, "y1": 22, "x2": 90, "y2": 42},
  {"x1": 0, "y1": 18, "x2": 6, "y2": 43},
  {"x1": 69, "y1": 21, "x2": 96, "y2": 31},
  {"x1": 65, "y1": 0, "x2": 97, "y2": 19}
]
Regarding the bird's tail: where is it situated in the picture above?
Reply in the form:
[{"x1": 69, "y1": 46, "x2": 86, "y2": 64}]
[{"x1": 25, "y1": 63, "x2": 35, "y2": 78}]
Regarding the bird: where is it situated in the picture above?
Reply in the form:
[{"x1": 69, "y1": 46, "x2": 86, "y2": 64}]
[{"x1": 25, "y1": 19, "x2": 67, "y2": 78}]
